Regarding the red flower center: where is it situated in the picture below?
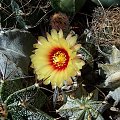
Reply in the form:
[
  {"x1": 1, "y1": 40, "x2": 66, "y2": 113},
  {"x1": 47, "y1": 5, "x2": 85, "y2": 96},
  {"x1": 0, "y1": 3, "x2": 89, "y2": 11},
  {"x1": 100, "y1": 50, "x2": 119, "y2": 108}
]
[{"x1": 49, "y1": 48, "x2": 69, "y2": 70}]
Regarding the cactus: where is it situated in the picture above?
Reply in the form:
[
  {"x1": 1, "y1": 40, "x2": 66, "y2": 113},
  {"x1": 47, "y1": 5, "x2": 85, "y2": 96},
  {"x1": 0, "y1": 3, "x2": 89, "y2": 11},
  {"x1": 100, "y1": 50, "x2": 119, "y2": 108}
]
[
  {"x1": 91, "y1": 0, "x2": 120, "y2": 7},
  {"x1": 0, "y1": 29, "x2": 54, "y2": 120},
  {"x1": 1, "y1": 0, "x2": 120, "y2": 119},
  {"x1": 90, "y1": 7, "x2": 120, "y2": 50},
  {"x1": 1, "y1": 0, "x2": 51, "y2": 28},
  {"x1": 50, "y1": 0, "x2": 86, "y2": 14},
  {"x1": 57, "y1": 95, "x2": 104, "y2": 120}
]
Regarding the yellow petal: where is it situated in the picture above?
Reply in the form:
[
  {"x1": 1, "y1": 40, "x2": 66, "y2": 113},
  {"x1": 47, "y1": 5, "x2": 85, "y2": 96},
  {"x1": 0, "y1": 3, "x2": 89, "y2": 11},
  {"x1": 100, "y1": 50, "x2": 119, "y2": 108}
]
[
  {"x1": 55, "y1": 71, "x2": 64, "y2": 87},
  {"x1": 36, "y1": 64, "x2": 51, "y2": 73},
  {"x1": 33, "y1": 43, "x2": 41, "y2": 48},
  {"x1": 66, "y1": 35, "x2": 77, "y2": 47},
  {"x1": 37, "y1": 75, "x2": 43, "y2": 80},
  {"x1": 58, "y1": 38, "x2": 71, "y2": 56},
  {"x1": 58, "y1": 29, "x2": 63, "y2": 38},
  {"x1": 66, "y1": 32, "x2": 72, "y2": 40},
  {"x1": 66, "y1": 77, "x2": 73, "y2": 85},
  {"x1": 46, "y1": 32, "x2": 53, "y2": 42},
  {"x1": 63, "y1": 69, "x2": 69, "y2": 80},
  {"x1": 72, "y1": 44, "x2": 81, "y2": 51},
  {"x1": 54, "y1": 77, "x2": 63, "y2": 88},
  {"x1": 48, "y1": 70, "x2": 64, "y2": 88},
  {"x1": 51, "y1": 29, "x2": 58, "y2": 40},
  {"x1": 38, "y1": 36, "x2": 48, "y2": 44},
  {"x1": 73, "y1": 58, "x2": 85, "y2": 70},
  {"x1": 47, "y1": 33, "x2": 60, "y2": 47},
  {"x1": 43, "y1": 79, "x2": 50, "y2": 85},
  {"x1": 67, "y1": 63, "x2": 77, "y2": 77},
  {"x1": 36, "y1": 66, "x2": 53, "y2": 80},
  {"x1": 70, "y1": 51, "x2": 77, "y2": 59},
  {"x1": 58, "y1": 82, "x2": 63, "y2": 88},
  {"x1": 48, "y1": 70, "x2": 58, "y2": 84}
]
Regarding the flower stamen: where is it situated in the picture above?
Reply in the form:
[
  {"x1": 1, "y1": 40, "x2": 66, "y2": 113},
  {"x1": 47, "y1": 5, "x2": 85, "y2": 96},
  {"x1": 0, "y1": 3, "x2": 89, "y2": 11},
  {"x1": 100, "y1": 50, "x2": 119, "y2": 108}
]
[{"x1": 49, "y1": 48, "x2": 69, "y2": 70}]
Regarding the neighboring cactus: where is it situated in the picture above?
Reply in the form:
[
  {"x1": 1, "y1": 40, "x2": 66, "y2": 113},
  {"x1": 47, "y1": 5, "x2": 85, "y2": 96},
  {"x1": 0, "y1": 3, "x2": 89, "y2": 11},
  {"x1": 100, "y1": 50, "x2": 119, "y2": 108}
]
[
  {"x1": 90, "y1": 7, "x2": 120, "y2": 49},
  {"x1": 57, "y1": 95, "x2": 104, "y2": 120},
  {"x1": 91, "y1": 0, "x2": 120, "y2": 7},
  {"x1": 1, "y1": 0, "x2": 51, "y2": 28},
  {"x1": 98, "y1": 46, "x2": 120, "y2": 89},
  {"x1": 0, "y1": 29, "x2": 54, "y2": 120},
  {"x1": 1, "y1": 0, "x2": 120, "y2": 119},
  {"x1": 50, "y1": 0, "x2": 86, "y2": 14},
  {"x1": 98, "y1": 46, "x2": 120, "y2": 106},
  {"x1": 50, "y1": 12, "x2": 69, "y2": 32}
]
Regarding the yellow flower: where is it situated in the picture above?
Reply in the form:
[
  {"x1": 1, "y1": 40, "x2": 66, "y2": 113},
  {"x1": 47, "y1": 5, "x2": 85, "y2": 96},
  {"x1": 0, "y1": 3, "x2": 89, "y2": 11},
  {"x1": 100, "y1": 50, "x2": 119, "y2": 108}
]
[{"x1": 30, "y1": 29, "x2": 85, "y2": 88}]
